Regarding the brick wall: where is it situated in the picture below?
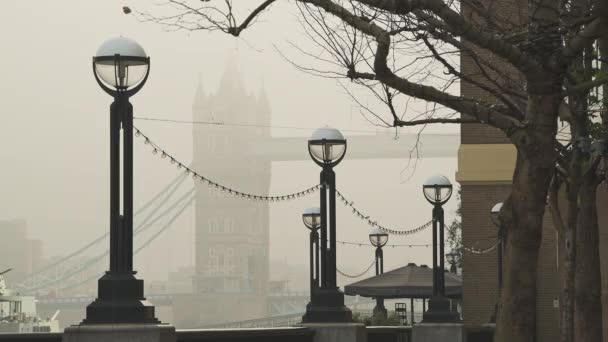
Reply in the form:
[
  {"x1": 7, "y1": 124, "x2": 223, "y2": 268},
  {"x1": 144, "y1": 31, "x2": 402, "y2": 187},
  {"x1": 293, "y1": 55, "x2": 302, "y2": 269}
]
[
  {"x1": 461, "y1": 184, "x2": 510, "y2": 325},
  {"x1": 460, "y1": 182, "x2": 561, "y2": 341}
]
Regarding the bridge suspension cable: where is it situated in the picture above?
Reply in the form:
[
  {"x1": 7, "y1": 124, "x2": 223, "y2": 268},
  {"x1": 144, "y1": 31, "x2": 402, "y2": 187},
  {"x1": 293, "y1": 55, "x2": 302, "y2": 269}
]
[
  {"x1": 15, "y1": 177, "x2": 191, "y2": 293},
  {"x1": 15, "y1": 173, "x2": 187, "y2": 288},
  {"x1": 25, "y1": 189, "x2": 195, "y2": 293},
  {"x1": 56, "y1": 194, "x2": 195, "y2": 292}
]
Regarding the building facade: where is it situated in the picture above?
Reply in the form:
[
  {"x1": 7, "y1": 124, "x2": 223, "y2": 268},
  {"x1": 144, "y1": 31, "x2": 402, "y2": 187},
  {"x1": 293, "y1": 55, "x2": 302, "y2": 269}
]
[
  {"x1": 457, "y1": 1, "x2": 607, "y2": 340},
  {"x1": 179, "y1": 66, "x2": 272, "y2": 325},
  {"x1": 0, "y1": 220, "x2": 42, "y2": 286}
]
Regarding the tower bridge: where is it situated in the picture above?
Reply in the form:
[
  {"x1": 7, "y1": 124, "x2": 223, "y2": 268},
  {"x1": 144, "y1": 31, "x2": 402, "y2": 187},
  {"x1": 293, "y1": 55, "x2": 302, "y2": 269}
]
[{"x1": 183, "y1": 65, "x2": 458, "y2": 328}]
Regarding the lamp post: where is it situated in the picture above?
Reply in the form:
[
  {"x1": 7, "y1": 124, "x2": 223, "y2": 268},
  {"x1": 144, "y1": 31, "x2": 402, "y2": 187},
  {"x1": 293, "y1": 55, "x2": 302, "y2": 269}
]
[
  {"x1": 303, "y1": 207, "x2": 321, "y2": 307},
  {"x1": 302, "y1": 127, "x2": 352, "y2": 323},
  {"x1": 421, "y1": 174, "x2": 460, "y2": 323},
  {"x1": 83, "y1": 37, "x2": 158, "y2": 324},
  {"x1": 369, "y1": 228, "x2": 388, "y2": 317},
  {"x1": 489, "y1": 202, "x2": 504, "y2": 323}
]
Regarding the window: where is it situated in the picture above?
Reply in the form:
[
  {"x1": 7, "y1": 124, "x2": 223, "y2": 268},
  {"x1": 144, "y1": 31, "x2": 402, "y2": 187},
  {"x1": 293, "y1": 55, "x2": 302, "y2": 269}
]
[
  {"x1": 207, "y1": 248, "x2": 219, "y2": 275},
  {"x1": 224, "y1": 218, "x2": 236, "y2": 234},
  {"x1": 208, "y1": 219, "x2": 220, "y2": 233}
]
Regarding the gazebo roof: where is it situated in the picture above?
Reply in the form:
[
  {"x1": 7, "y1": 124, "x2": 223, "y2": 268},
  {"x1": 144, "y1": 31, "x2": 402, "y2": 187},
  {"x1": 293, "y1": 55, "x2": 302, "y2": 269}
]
[{"x1": 344, "y1": 263, "x2": 462, "y2": 299}]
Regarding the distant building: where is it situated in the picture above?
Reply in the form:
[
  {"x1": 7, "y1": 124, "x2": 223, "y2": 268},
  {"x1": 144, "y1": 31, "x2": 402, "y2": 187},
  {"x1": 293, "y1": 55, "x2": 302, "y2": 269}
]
[
  {"x1": 0, "y1": 220, "x2": 42, "y2": 286},
  {"x1": 174, "y1": 63, "x2": 272, "y2": 326}
]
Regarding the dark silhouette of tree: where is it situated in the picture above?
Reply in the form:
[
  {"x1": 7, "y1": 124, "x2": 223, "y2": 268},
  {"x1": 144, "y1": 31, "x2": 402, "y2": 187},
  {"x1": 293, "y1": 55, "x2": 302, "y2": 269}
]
[{"x1": 134, "y1": 1, "x2": 608, "y2": 341}]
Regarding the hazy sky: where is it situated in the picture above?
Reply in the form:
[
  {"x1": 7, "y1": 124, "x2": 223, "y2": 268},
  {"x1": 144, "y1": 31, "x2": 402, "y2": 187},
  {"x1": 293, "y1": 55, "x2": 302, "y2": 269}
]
[{"x1": 0, "y1": 1, "x2": 458, "y2": 286}]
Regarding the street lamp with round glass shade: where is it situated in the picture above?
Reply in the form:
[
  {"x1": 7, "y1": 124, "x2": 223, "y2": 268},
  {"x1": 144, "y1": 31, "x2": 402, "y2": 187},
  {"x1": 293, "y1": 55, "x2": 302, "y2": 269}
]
[
  {"x1": 369, "y1": 227, "x2": 389, "y2": 318},
  {"x1": 83, "y1": 37, "x2": 158, "y2": 325},
  {"x1": 303, "y1": 207, "x2": 321, "y2": 230},
  {"x1": 423, "y1": 174, "x2": 453, "y2": 205},
  {"x1": 369, "y1": 227, "x2": 389, "y2": 248},
  {"x1": 490, "y1": 202, "x2": 503, "y2": 228},
  {"x1": 308, "y1": 127, "x2": 347, "y2": 167},
  {"x1": 93, "y1": 37, "x2": 150, "y2": 95},
  {"x1": 303, "y1": 127, "x2": 352, "y2": 323},
  {"x1": 421, "y1": 174, "x2": 459, "y2": 323},
  {"x1": 303, "y1": 207, "x2": 322, "y2": 313}
]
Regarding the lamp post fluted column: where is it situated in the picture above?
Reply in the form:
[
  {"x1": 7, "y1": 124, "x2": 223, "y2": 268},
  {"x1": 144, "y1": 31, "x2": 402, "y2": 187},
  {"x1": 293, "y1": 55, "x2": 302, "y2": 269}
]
[
  {"x1": 83, "y1": 37, "x2": 159, "y2": 325},
  {"x1": 320, "y1": 168, "x2": 329, "y2": 288},
  {"x1": 326, "y1": 167, "x2": 338, "y2": 288}
]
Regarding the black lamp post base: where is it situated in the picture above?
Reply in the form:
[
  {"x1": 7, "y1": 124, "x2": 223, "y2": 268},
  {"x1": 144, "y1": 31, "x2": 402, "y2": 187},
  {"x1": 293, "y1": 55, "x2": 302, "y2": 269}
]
[
  {"x1": 421, "y1": 296, "x2": 461, "y2": 323},
  {"x1": 82, "y1": 272, "x2": 160, "y2": 324},
  {"x1": 302, "y1": 288, "x2": 352, "y2": 323},
  {"x1": 372, "y1": 301, "x2": 388, "y2": 319}
]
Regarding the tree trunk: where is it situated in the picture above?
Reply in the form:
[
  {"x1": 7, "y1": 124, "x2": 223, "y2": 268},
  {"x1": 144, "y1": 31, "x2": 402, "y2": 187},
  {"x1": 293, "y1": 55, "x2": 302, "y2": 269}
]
[
  {"x1": 495, "y1": 90, "x2": 559, "y2": 342},
  {"x1": 561, "y1": 195, "x2": 577, "y2": 342},
  {"x1": 561, "y1": 88, "x2": 589, "y2": 342},
  {"x1": 574, "y1": 180, "x2": 603, "y2": 342}
]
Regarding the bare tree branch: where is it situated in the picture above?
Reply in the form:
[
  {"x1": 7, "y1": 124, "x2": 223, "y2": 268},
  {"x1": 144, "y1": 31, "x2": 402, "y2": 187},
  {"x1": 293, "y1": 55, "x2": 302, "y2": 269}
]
[
  {"x1": 558, "y1": 17, "x2": 605, "y2": 69},
  {"x1": 355, "y1": 0, "x2": 542, "y2": 72},
  {"x1": 299, "y1": 0, "x2": 523, "y2": 134},
  {"x1": 229, "y1": 0, "x2": 276, "y2": 36}
]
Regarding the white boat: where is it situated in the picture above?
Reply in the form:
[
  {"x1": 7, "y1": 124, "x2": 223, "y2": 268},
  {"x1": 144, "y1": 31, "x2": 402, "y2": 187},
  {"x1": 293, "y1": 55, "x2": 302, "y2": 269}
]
[{"x1": 0, "y1": 268, "x2": 59, "y2": 333}]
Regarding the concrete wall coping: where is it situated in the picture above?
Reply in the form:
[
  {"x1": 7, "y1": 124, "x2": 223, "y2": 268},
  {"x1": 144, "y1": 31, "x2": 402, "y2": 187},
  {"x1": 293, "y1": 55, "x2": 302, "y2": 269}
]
[{"x1": 176, "y1": 327, "x2": 314, "y2": 338}]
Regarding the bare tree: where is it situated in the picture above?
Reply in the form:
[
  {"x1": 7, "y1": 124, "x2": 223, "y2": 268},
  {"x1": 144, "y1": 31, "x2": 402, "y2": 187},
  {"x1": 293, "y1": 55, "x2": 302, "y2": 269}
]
[{"x1": 136, "y1": 1, "x2": 608, "y2": 341}]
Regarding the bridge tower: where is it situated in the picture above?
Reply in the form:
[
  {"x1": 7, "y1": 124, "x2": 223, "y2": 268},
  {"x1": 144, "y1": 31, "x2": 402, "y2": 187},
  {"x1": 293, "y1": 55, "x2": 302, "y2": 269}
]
[{"x1": 189, "y1": 64, "x2": 271, "y2": 324}]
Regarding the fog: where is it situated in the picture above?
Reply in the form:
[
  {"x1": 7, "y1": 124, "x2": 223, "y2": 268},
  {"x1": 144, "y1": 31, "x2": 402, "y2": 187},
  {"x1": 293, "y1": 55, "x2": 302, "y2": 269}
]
[{"x1": 0, "y1": 0, "x2": 458, "y2": 326}]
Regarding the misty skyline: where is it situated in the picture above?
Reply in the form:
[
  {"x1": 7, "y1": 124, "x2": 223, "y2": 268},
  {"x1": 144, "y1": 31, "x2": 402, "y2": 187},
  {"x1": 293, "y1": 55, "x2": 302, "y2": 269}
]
[{"x1": 0, "y1": 1, "x2": 458, "y2": 285}]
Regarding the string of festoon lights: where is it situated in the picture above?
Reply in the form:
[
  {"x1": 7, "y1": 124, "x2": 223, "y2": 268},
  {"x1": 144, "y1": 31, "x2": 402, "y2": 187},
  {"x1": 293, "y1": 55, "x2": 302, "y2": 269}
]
[
  {"x1": 463, "y1": 240, "x2": 500, "y2": 255},
  {"x1": 134, "y1": 127, "x2": 321, "y2": 201},
  {"x1": 337, "y1": 240, "x2": 434, "y2": 248},
  {"x1": 335, "y1": 190, "x2": 432, "y2": 236},
  {"x1": 134, "y1": 126, "x2": 434, "y2": 236},
  {"x1": 337, "y1": 260, "x2": 376, "y2": 279}
]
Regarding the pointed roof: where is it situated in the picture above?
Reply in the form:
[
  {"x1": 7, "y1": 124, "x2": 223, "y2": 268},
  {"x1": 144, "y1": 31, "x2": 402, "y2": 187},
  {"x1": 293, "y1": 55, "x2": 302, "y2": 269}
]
[
  {"x1": 193, "y1": 73, "x2": 206, "y2": 108},
  {"x1": 217, "y1": 54, "x2": 246, "y2": 98},
  {"x1": 344, "y1": 263, "x2": 462, "y2": 299}
]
